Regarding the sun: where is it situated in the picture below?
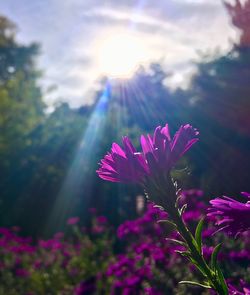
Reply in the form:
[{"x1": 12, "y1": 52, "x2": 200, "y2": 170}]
[{"x1": 96, "y1": 31, "x2": 150, "y2": 78}]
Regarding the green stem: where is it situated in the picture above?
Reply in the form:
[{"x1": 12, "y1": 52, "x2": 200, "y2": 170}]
[
  {"x1": 169, "y1": 210, "x2": 227, "y2": 295},
  {"x1": 147, "y1": 175, "x2": 228, "y2": 294}
]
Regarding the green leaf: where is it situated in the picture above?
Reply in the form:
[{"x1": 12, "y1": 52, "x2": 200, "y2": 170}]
[
  {"x1": 186, "y1": 257, "x2": 208, "y2": 277},
  {"x1": 157, "y1": 220, "x2": 177, "y2": 228},
  {"x1": 179, "y1": 281, "x2": 212, "y2": 289},
  {"x1": 216, "y1": 265, "x2": 228, "y2": 295},
  {"x1": 195, "y1": 218, "x2": 204, "y2": 253},
  {"x1": 175, "y1": 250, "x2": 190, "y2": 257},
  {"x1": 210, "y1": 244, "x2": 228, "y2": 294},
  {"x1": 165, "y1": 238, "x2": 186, "y2": 247},
  {"x1": 179, "y1": 204, "x2": 187, "y2": 216},
  {"x1": 211, "y1": 243, "x2": 222, "y2": 270}
]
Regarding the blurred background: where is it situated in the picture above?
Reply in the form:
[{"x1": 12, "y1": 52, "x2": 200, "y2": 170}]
[{"x1": 0, "y1": 0, "x2": 250, "y2": 237}]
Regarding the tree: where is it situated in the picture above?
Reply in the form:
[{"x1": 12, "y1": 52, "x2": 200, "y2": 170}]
[
  {"x1": 0, "y1": 15, "x2": 44, "y2": 158},
  {"x1": 224, "y1": 0, "x2": 250, "y2": 47},
  {"x1": 0, "y1": 15, "x2": 45, "y2": 230},
  {"x1": 183, "y1": 1, "x2": 250, "y2": 195}
]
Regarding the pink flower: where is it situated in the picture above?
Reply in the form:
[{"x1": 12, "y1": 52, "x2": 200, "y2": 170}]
[
  {"x1": 15, "y1": 268, "x2": 30, "y2": 278},
  {"x1": 97, "y1": 216, "x2": 107, "y2": 224},
  {"x1": 228, "y1": 279, "x2": 250, "y2": 295},
  {"x1": 54, "y1": 232, "x2": 64, "y2": 239},
  {"x1": 207, "y1": 192, "x2": 250, "y2": 236},
  {"x1": 67, "y1": 217, "x2": 80, "y2": 225},
  {"x1": 140, "y1": 124, "x2": 198, "y2": 177},
  {"x1": 97, "y1": 137, "x2": 149, "y2": 183},
  {"x1": 97, "y1": 124, "x2": 198, "y2": 184}
]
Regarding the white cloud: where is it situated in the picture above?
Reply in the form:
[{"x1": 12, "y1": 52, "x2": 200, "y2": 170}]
[{"x1": 0, "y1": 0, "x2": 239, "y2": 107}]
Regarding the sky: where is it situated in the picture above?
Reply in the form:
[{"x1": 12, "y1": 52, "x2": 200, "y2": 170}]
[{"x1": 0, "y1": 0, "x2": 239, "y2": 107}]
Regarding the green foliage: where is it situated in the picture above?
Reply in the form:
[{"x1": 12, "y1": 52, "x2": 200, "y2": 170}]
[
  {"x1": 195, "y1": 218, "x2": 204, "y2": 254},
  {"x1": 211, "y1": 243, "x2": 222, "y2": 271},
  {"x1": 186, "y1": 47, "x2": 250, "y2": 195},
  {"x1": 0, "y1": 15, "x2": 46, "y2": 230},
  {"x1": 0, "y1": 16, "x2": 44, "y2": 154}
]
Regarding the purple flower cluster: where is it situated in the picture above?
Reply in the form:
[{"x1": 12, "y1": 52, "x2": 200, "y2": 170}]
[
  {"x1": 110, "y1": 193, "x2": 210, "y2": 294},
  {"x1": 1, "y1": 192, "x2": 250, "y2": 294},
  {"x1": 106, "y1": 197, "x2": 201, "y2": 293},
  {"x1": 0, "y1": 217, "x2": 113, "y2": 294},
  {"x1": 117, "y1": 203, "x2": 168, "y2": 240},
  {"x1": 74, "y1": 277, "x2": 97, "y2": 294},
  {"x1": 97, "y1": 123, "x2": 198, "y2": 184},
  {"x1": 107, "y1": 254, "x2": 154, "y2": 294}
]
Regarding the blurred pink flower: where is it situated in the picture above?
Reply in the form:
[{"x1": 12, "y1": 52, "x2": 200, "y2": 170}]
[
  {"x1": 67, "y1": 217, "x2": 80, "y2": 225},
  {"x1": 207, "y1": 192, "x2": 250, "y2": 236},
  {"x1": 54, "y1": 232, "x2": 64, "y2": 239},
  {"x1": 15, "y1": 268, "x2": 30, "y2": 278},
  {"x1": 228, "y1": 279, "x2": 250, "y2": 295},
  {"x1": 97, "y1": 216, "x2": 107, "y2": 224}
]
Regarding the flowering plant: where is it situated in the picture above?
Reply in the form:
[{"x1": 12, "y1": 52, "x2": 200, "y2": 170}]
[{"x1": 97, "y1": 123, "x2": 229, "y2": 294}]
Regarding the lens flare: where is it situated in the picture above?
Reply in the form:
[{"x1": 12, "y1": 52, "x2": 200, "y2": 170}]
[{"x1": 96, "y1": 31, "x2": 150, "y2": 78}]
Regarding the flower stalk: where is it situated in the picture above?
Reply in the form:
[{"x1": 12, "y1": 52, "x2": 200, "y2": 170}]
[
  {"x1": 171, "y1": 210, "x2": 227, "y2": 294},
  {"x1": 156, "y1": 179, "x2": 228, "y2": 294}
]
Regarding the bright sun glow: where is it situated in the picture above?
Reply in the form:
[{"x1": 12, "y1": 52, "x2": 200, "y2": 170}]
[{"x1": 96, "y1": 31, "x2": 150, "y2": 78}]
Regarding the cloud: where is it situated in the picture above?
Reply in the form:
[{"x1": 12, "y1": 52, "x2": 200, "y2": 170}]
[{"x1": 0, "y1": 0, "x2": 238, "y2": 107}]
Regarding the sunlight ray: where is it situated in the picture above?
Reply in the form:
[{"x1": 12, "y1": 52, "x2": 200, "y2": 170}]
[{"x1": 45, "y1": 82, "x2": 111, "y2": 233}]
